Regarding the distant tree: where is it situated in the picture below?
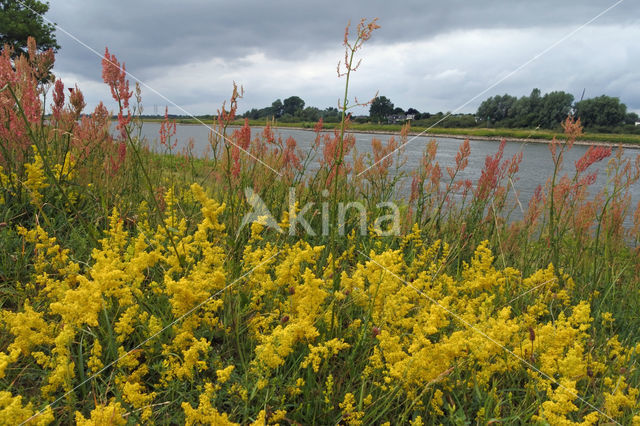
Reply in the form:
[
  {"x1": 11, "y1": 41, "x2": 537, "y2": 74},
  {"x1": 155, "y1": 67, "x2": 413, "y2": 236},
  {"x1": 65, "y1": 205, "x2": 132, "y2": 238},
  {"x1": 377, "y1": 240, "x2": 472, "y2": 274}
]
[
  {"x1": 322, "y1": 106, "x2": 339, "y2": 116},
  {"x1": 300, "y1": 106, "x2": 320, "y2": 121},
  {"x1": 259, "y1": 107, "x2": 274, "y2": 118},
  {"x1": 321, "y1": 106, "x2": 340, "y2": 122},
  {"x1": 392, "y1": 107, "x2": 405, "y2": 115},
  {"x1": 0, "y1": 0, "x2": 59, "y2": 58},
  {"x1": 283, "y1": 96, "x2": 305, "y2": 116},
  {"x1": 244, "y1": 108, "x2": 259, "y2": 119},
  {"x1": 574, "y1": 95, "x2": 627, "y2": 128},
  {"x1": 271, "y1": 99, "x2": 284, "y2": 118},
  {"x1": 369, "y1": 95, "x2": 394, "y2": 122},
  {"x1": 476, "y1": 88, "x2": 576, "y2": 129},
  {"x1": 406, "y1": 107, "x2": 420, "y2": 116},
  {"x1": 625, "y1": 111, "x2": 639, "y2": 125},
  {"x1": 476, "y1": 94, "x2": 517, "y2": 126},
  {"x1": 536, "y1": 91, "x2": 574, "y2": 128},
  {"x1": 510, "y1": 88, "x2": 541, "y2": 127},
  {"x1": 528, "y1": 88, "x2": 542, "y2": 120}
]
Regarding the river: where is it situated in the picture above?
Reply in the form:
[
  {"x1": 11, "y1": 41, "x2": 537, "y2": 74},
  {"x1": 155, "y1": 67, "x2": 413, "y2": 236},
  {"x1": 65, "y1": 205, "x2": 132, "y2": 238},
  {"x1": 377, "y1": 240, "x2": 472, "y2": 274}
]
[{"x1": 137, "y1": 122, "x2": 640, "y2": 226}]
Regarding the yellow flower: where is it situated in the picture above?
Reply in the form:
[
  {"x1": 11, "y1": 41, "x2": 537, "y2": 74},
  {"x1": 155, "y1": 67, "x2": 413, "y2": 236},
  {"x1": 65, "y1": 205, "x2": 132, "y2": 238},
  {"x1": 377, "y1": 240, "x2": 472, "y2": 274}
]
[
  {"x1": 75, "y1": 401, "x2": 127, "y2": 426},
  {"x1": 288, "y1": 378, "x2": 305, "y2": 397},
  {"x1": 0, "y1": 165, "x2": 8, "y2": 204},
  {"x1": 603, "y1": 377, "x2": 638, "y2": 418},
  {"x1": 410, "y1": 416, "x2": 424, "y2": 426},
  {"x1": 601, "y1": 311, "x2": 614, "y2": 326},
  {"x1": 2, "y1": 301, "x2": 53, "y2": 363},
  {"x1": 254, "y1": 319, "x2": 319, "y2": 370},
  {"x1": 0, "y1": 350, "x2": 20, "y2": 379},
  {"x1": 41, "y1": 326, "x2": 76, "y2": 397},
  {"x1": 88, "y1": 340, "x2": 103, "y2": 373},
  {"x1": 324, "y1": 374, "x2": 334, "y2": 404},
  {"x1": 270, "y1": 409, "x2": 287, "y2": 424},
  {"x1": 172, "y1": 338, "x2": 210, "y2": 380},
  {"x1": 121, "y1": 380, "x2": 156, "y2": 422},
  {"x1": 533, "y1": 379, "x2": 599, "y2": 425},
  {"x1": 430, "y1": 389, "x2": 444, "y2": 416},
  {"x1": 23, "y1": 146, "x2": 48, "y2": 206},
  {"x1": 0, "y1": 391, "x2": 54, "y2": 425},
  {"x1": 250, "y1": 410, "x2": 267, "y2": 426},
  {"x1": 216, "y1": 365, "x2": 235, "y2": 384},
  {"x1": 301, "y1": 338, "x2": 350, "y2": 372},
  {"x1": 182, "y1": 383, "x2": 238, "y2": 425},
  {"x1": 363, "y1": 394, "x2": 373, "y2": 406},
  {"x1": 339, "y1": 392, "x2": 364, "y2": 425}
]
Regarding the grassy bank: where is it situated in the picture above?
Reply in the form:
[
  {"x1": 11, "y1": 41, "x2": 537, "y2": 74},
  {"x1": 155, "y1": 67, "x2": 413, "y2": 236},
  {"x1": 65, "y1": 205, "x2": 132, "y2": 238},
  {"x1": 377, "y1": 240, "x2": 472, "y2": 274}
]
[{"x1": 3, "y1": 38, "x2": 640, "y2": 424}]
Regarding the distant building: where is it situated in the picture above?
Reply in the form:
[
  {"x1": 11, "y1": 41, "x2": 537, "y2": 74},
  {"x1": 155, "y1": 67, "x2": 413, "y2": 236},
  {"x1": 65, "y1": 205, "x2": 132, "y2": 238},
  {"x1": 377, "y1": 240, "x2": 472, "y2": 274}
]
[
  {"x1": 635, "y1": 121, "x2": 640, "y2": 126},
  {"x1": 387, "y1": 114, "x2": 411, "y2": 124}
]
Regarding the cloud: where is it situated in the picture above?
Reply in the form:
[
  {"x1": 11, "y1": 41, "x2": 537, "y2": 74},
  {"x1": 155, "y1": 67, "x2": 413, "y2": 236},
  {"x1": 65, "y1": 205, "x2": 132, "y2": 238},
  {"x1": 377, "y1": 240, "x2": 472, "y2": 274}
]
[{"x1": 45, "y1": 1, "x2": 640, "y2": 115}]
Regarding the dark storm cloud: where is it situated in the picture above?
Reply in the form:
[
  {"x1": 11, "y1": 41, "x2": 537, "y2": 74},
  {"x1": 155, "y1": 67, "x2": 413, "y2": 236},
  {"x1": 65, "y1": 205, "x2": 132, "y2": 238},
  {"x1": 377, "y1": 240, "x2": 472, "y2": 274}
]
[
  {"x1": 44, "y1": 1, "x2": 640, "y2": 114},
  {"x1": 48, "y1": 0, "x2": 637, "y2": 79}
]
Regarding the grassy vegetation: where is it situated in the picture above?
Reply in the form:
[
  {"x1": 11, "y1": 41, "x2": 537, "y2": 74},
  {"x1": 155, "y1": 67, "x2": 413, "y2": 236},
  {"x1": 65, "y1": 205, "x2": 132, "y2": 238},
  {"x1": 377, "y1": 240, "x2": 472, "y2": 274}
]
[{"x1": 3, "y1": 34, "x2": 640, "y2": 424}]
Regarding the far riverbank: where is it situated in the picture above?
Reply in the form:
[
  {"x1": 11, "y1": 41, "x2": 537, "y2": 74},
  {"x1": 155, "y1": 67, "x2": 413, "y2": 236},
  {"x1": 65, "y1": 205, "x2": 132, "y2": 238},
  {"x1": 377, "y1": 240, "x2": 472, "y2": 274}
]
[{"x1": 141, "y1": 118, "x2": 640, "y2": 149}]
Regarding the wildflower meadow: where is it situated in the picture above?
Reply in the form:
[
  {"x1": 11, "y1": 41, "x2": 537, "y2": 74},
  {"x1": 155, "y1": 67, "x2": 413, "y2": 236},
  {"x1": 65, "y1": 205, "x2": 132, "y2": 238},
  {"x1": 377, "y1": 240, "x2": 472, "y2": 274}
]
[{"x1": 3, "y1": 20, "x2": 640, "y2": 425}]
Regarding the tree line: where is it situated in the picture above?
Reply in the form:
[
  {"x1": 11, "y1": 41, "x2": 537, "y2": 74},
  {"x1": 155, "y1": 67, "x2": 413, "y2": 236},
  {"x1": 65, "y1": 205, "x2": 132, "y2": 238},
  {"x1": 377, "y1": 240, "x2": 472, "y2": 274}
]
[
  {"x1": 243, "y1": 96, "x2": 343, "y2": 123},
  {"x1": 243, "y1": 95, "x2": 478, "y2": 127},
  {"x1": 476, "y1": 88, "x2": 639, "y2": 131},
  {"x1": 244, "y1": 90, "x2": 639, "y2": 134}
]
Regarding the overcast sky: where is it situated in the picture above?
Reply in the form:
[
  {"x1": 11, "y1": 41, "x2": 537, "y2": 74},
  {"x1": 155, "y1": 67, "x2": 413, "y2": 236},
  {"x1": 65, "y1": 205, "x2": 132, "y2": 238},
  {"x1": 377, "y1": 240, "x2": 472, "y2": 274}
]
[{"x1": 45, "y1": 0, "x2": 640, "y2": 117}]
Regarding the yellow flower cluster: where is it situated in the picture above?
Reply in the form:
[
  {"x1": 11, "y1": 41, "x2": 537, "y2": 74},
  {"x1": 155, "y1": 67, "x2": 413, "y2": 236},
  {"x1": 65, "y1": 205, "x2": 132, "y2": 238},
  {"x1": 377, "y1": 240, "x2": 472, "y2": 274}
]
[
  {"x1": 339, "y1": 392, "x2": 364, "y2": 425},
  {"x1": 0, "y1": 391, "x2": 53, "y2": 425},
  {"x1": 182, "y1": 383, "x2": 279, "y2": 426},
  {"x1": 0, "y1": 165, "x2": 8, "y2": 204},
  {"x1": 75, "y1": 401, "x2": 127, "y2": 425},
  {"x1": 301, "y1": 338, "x2": 350, "y2": 372},
  {"x1": 3, "y1": 184, "x2": 640, "y2": 424},
  {"x1": 216, "y1": 365, "x2": 235, "y2": 383},
  {"x1": 23, "y1": 146, "x2": 48, "y2": 206},
  {"x1": 1, "y1": 183, "x2": 229, "y2": 423}
]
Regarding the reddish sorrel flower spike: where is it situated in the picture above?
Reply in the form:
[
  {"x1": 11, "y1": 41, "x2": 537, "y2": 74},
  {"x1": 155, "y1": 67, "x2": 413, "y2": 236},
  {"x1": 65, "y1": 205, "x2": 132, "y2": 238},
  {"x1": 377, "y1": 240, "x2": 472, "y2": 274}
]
[
  {"x1": 27, "y1": 36, "x2": 55, "y2": 83},
  {"x1": 102, "y1": 47, "x2": 131, "y2": 108},
  {"x1": 229, "y1": 119, "x2": 251, "y2": 178},
  {"x1": 456, "y1": 139, "x2": 471, "y2": 170},
  {"x1": 51, "y1": 79, "x2": 65, "y2": 121},
  {"x1": 447, "y1": 139, "x2": 471, "y2": 179},
  {"x1": 561, "y1": 115, "x2": 582, "y2": 147},
  {"x1": 475, "y1": 139, "x2": 506, "y2": 201},
  {"x1": 102, "y1": 47, "x2": 132, "y2": 139},
  {"x1": 575, "y1": 145, "x2": 612, "y2": 173},
  {"x1": 0, "y1": 41, "x2": 42, "y2": 164},
  {"x1": 282, "y1": 136, "x2": 301, "y2": 173},
  {"x1": 69, "y1": 84, "x2": 86, "y2": 118},
  {"x1": 73, "y1": 102, "x2": 113, "y2": 161},
  {"x1": 159, "y1": 106, "x2": 178, "y2": 150}
]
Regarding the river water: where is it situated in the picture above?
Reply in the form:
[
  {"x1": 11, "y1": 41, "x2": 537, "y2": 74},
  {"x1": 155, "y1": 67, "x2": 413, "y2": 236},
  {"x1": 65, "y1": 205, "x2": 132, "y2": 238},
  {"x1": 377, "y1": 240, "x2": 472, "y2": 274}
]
[{"x1": 138, "y1": 122, "x2": 640, "y2": 226}]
